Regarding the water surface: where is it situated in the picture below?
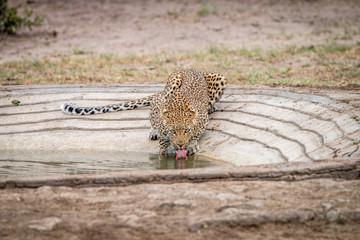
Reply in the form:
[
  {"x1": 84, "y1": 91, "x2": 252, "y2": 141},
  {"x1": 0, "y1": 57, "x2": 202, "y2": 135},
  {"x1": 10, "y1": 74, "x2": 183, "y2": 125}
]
[{"x1": 0, "y1": 150, "x2": 227, "y2": 177}]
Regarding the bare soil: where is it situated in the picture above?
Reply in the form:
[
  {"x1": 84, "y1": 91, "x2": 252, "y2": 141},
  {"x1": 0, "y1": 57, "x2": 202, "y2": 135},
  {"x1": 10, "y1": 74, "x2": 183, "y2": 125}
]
[
  {"x1": 1, "y1": 160, "x2": 360, "y2": 239},
  {"x1": 1, "y1": 0, "x2": 360, "y2": 63},
  {"x1": 1, "y1": 178, "x2": 360, "y2": 240}
]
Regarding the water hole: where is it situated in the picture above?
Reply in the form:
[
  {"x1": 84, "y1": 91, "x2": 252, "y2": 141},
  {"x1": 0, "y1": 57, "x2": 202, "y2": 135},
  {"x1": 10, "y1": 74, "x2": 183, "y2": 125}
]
[{"x1": 0, "y1": 150, "x2": 228, "y2": 177}]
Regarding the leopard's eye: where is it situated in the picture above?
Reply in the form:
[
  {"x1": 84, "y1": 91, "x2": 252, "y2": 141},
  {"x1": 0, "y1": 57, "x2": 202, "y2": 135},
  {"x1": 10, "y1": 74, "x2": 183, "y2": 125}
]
[
  {"x1": 170, "y1": 130, "x2": 176, "y2": 134},
  {"x1": 184, "y1": 129, "x2": 190, "y2": 133}
]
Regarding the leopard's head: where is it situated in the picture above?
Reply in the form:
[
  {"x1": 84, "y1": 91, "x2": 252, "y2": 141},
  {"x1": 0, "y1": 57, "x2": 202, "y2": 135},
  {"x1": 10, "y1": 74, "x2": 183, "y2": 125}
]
[{"x1": 161, "y1": 107, "x2": 197, "y2": 151}]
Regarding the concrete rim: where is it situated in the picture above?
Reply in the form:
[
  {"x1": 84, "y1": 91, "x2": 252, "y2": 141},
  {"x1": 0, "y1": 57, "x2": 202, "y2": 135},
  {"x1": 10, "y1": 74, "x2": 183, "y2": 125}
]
[{"x1": 1, "y1": 159, "x2": 358, "y2": 189}]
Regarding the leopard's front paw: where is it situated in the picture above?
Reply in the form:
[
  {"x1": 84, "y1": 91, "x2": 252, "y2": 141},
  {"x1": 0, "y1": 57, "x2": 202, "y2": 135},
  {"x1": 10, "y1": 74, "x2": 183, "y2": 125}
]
[
  {"x1": 186, "y1": 143, "x2": 199, "y2": 156},
  {"x1": 149, "y1": 129, "x2": 159, "y2": 140},
  {"x1": 208, "y1": 105, "x2": 217, "y2": 114}
]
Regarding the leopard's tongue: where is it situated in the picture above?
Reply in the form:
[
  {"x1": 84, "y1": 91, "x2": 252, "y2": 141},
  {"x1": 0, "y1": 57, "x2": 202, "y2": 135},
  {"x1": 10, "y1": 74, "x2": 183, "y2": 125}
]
[{"x1": 176, "y1": 149, "x2": 187, "y2": 159}]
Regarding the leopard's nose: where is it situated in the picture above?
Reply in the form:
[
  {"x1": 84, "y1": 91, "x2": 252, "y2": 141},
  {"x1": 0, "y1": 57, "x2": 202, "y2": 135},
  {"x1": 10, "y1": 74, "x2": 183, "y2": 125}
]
[{"x1": 177, "y1": 143, "x2": 184, "y2": 149}]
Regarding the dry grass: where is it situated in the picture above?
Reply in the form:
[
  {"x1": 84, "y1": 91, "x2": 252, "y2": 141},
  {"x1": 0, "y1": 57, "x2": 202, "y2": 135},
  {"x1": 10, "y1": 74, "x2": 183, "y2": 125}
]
[{"x1": 1, "y1": 43, "x2": 359, "y2": 86}]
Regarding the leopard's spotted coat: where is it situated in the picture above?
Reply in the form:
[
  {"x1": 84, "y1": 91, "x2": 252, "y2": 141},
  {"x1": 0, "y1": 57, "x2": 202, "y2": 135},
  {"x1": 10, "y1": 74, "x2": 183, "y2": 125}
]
[{"x1": 61, "y1": 69, "x2": 227, "y2": 155}]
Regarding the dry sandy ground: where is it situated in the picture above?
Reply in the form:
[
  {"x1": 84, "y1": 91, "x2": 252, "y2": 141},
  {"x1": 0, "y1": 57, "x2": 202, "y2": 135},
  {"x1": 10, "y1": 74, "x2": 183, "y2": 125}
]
[
  {"x1": 1, "y1": 0, "x2": 360, "y2": 63},
  {"x1": 2, "y1": 180, "x2": 360, "y2": 239},
  {"x1": 1, "y1": 160, "x2": 360, "y2": 240}
]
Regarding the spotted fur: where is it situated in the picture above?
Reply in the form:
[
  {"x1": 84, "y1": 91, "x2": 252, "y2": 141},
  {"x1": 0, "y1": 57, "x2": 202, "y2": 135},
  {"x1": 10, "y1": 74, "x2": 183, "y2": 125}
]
[
  {"x1": 61, "y1": 96, "x2": 153, "y2": 115},
  {"x1": 61, "y1": 69, "x2": 227, "y2": 155}
]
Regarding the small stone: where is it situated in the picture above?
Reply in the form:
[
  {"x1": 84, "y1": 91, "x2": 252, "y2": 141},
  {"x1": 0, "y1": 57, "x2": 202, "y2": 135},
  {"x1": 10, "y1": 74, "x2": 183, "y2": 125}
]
[
  {"x1": 321, "y1": 203, "x2": 332, "y2": 211},
  {"x1": 326, "y1": 210, "x2": 339, "y2": 222},
  {"x1": 87, "y1": 219, "x2": 106, "y2": 228},
  {"x1": 116, "y1": 214, "x2": 139, "y2": 227},
  {"x1": 28, "y1": 217, "x2": 62, "y2": 231}
]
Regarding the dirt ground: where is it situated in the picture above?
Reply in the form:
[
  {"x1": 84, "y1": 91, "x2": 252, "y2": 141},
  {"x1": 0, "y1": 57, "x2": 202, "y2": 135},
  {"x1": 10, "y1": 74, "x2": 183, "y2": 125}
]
[
  {"x1": 1, "y1": 180, "x2": 360, "y2": 240},
  {"x1": 1, "y1": 160, "x2": 359, "y2": 240},
  {"x1": 0, "y1": 160, "x2": 360, "y2": 240},
  {"x1": 1, "y1": 0, "x2": 360, "y2": 63}
]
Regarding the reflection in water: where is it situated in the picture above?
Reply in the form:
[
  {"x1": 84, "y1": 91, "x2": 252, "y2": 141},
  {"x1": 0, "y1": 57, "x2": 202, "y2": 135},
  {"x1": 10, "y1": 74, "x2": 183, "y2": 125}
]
[
  {"x1": 151, "y1": 154, "x2": 219, "y2": 170},
  {"x1": 0, "y1": 150, "x2": 227, "y2": 177}
]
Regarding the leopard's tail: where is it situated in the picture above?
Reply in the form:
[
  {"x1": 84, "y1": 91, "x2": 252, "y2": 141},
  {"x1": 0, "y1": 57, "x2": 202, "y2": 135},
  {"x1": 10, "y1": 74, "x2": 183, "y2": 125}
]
[{"x1": 61, "y1": 95, "x2": 154, "y2": 115}]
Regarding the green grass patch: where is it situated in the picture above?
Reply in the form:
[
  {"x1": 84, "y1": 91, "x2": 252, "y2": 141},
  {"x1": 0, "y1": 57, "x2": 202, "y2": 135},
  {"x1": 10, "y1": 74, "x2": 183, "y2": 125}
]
[
  {"x1": 11, "y1": 99, "x2": 20, "y2": 106},
  {"x1": 1, "y1": 43, "x2": 359, "y2": 86},
  {"x1": 335, "y1": 217, "x2": 346, "y2": 225},
  {"x1": 196, "y1": 3, "x2": 215, "y2": 17},
  {"x1": 73, "y1": 49, "x2": 87, "y2": 55}
]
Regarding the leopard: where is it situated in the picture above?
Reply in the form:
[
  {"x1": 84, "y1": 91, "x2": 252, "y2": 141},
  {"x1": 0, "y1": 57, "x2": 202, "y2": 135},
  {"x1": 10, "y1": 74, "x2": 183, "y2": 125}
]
[{"x1": 61, "y1": 69, "x2": 227, "y2": 158}]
